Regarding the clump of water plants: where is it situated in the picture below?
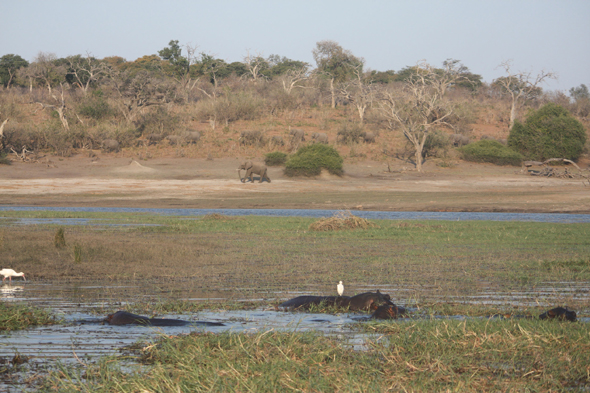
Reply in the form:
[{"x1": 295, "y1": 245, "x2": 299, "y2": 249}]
[
  {"x1": 0, "y1": 303, "x2": 59, "y2": 331},
  {"x1": 309, "y1": 211, "x2": 376, "y2": 231}
]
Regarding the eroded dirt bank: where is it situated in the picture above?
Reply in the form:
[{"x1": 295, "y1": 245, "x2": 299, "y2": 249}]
[{"x1": 1, "y1": 154, "x2": 589, "y2": 213}]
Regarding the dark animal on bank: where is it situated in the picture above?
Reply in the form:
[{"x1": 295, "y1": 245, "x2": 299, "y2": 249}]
[
  {"x1": 101, "y1": 139, "x2": 120, "y2": 153},
  {"x1": 538, "y1": 307, "x2": 577, "y2": 322},
  {"x1": 238, "y1": 160, "x2": 271, "y2": 183},
  {"x1": 450, "y1": 133, "x2": 470, "y2": 147},
  {"x1": 279, "y1": 291, "x2": 394, "y2": 312},
  {"x1": 360, "y1": 131, "x2": 376, "y2": 143},
  {"x1": 104, "y1": 311, "x2": 224, "y2": 326}
]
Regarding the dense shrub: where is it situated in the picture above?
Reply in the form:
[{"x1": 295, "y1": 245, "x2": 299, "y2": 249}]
[
  {"x1": 264, "y1": 151, "x2": 287, "y2": 166},
  {"x1": 284, "y1": 144, "x2": 343, "y2": 177},
  {"x1": 459, "y1": 140, "x2": 523, "y2": 166},
  {"x1": 77, "y1": 91, "x2": 113, "y2": 120},
  {"x1": 423, "y1": 130, "x2": 450, "y2": 158},
  {"x1": 0, "y1": 152, "x2": 10, "y2": 165},
  {"x1": 508, "y1": 103, "x2": 587, "y2": 161}
]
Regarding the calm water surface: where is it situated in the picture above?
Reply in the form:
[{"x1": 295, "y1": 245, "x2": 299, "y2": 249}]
[{"x1": 2, "y1": 206, "x2": 590, "y2": 223}]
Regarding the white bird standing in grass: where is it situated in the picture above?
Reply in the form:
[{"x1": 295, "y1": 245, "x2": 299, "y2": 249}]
[
  {"x1": 0, "y1": 269, "x2": 26, "y2": 282},
  {"x1": 337, "y1": 281, "x2": 344, "y2": 296}
]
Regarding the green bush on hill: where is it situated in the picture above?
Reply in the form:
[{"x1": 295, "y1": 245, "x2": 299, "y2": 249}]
[
  {"x1": 284, "y1": 144, "x2": 343, "y2": 177},
  {"x1": 264, "y1": 151, "x2": 288, "y2": 166},
  {"x1": 459, "y1": 140, "x2": 523, "y2": 166},
  {"x1": 508, "y1": 103, "x2": 587, "y2": 161}
]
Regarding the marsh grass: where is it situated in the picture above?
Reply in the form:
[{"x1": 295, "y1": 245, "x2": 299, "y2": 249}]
[
  {"x1": 0, "y1": 303, "x2": 60, "y2": 331},
  {"x1": 44, "y1": 320, "x2": 590, "y2": 392},
  {"x1": 2, "y1": 212, "x2": 590, "y2": 309}
]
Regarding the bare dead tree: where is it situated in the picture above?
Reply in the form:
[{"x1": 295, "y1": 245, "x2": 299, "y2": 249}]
[
  {"x1": 494, "y1": 60, "x2": 557, "y2": 129},
  {"x1": 36, "y1": 83, "x2": 70, "y2": 131},
  {"x1": 433, "y1": 59, "x2": 472, "y2": 96},
  {"x1": 279, "y1": 66, "x2": 310, "y2": 94},
  {"x1": 339, "y1": 62, "x2": 375, "y2": 124},
  {"x1": 107, "y1": 69, "x2": 175, "y2": 122},
  {"x1": 243, "y1": 50, "x2": 267, "y2": 82},
  {"x1": 21, "y1": 53, "x2": 71, "y2": 131},
  {"x1": 20, "y1": 52, "x2": 66, "y2": 95},
  {"x1": 66, "y1": 52, "x2": 109, "y2": 95},
  {"x1": 377, "y1": 61, "x2": 453, "y2": 172},
  {"x1": 0, "y1": 118, "x2": 7, "y2": 149}
]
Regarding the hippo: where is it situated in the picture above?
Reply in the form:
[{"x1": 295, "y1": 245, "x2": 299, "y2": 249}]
[
  {"x1": 371, "y1": 304, "x2": 399, "y2": 320},
  {"x1": 345, "y1": 291, "x2": 394, "y2": 311},
  {"x1": 104, "y1": 311, "x2": 224, "y2": 327},
  {"x1": 539, "y1": 307, "x2": 577, "y2": 322},
  {"x1": 279, "y1": 291, "x2": 394, "y2": 312}
]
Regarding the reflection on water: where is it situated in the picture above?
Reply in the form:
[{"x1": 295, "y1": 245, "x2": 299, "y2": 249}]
[
  {"x1": 0, "y1": 285, "x2": 23, "y2": 299},
  {"x1": 2, "y1": 206, "x2": 590, "y2": 223}
]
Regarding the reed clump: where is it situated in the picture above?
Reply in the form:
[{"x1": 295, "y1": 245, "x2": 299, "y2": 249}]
[
  {"x1": 309, "y1": 211, "x2": 377, "y2": 231},
  {"x1": 0, "y1": 303, "x2": 59, "y2": 331},
  {"x1": 54, "y1": 227, "x2": 66, "y2": 248}
]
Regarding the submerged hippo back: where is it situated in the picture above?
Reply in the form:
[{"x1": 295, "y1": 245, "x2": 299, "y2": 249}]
[{"x1": 105, "y1": 311, "x2": 151, "y2": 325}]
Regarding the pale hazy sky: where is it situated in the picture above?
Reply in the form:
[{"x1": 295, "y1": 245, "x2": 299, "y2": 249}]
[{"x1": 1, "y1": 0, "x2": 588, "y2": 92}]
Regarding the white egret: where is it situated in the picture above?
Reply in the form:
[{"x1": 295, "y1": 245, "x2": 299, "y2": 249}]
[
  {"x1": 0, "y1": 269, "x2": 26, "y2": 282},
  {"x1": 337, "y1": 281, "x2": 344, "y2": 296}
]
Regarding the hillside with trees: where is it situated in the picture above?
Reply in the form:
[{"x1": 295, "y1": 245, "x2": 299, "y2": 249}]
[{"x1": 1, "y1": 40, "x2": 588, "y2": 171}]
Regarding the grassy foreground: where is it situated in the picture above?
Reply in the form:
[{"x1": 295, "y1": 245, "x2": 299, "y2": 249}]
[{"x1": 42, "y1": 319, "x2": 589, "y2": 392}]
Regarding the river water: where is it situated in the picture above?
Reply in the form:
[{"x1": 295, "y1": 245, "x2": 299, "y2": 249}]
[{"x1": 2, "y1": 206, "x2": 590, "y2": 223}]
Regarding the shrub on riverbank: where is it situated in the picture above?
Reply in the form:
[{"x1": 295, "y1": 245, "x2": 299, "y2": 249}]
[
  {"x1": 284, "y1": 144, "x2": 343, "y2": 176},
  {"x1": 459, "y1": 139, "x2": 523, "y2": 166}
]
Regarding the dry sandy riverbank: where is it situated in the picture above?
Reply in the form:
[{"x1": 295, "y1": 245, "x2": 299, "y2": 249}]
[{"x1": 1, "y1": 153, "x2": 589, "y2": 213}]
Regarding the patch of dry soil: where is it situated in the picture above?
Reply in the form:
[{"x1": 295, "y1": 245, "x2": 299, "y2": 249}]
[{"x1": 1, "y1": 153, "x2": 589, "y2": 213}]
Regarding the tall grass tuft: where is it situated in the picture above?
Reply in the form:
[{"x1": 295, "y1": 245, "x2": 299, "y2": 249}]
[
  {"x1": 54, "y1": 227, "x2": 66, "y2": 248},
  {"x1": 72, "y1": 243, "x2": 83, "y2": 263}
]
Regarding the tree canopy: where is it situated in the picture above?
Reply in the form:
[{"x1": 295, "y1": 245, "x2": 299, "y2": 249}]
[{"x1": 0, "y1": 54, "x2": 29, "y2": 87}]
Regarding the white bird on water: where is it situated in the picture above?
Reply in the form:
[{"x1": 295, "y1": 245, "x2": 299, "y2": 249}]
[
  {"x1": 337, "y1": 281, "x2": 344, "y2": 296},
  {"x1": 0, "y1": 269, "x2": 26, "y2": 282}
]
